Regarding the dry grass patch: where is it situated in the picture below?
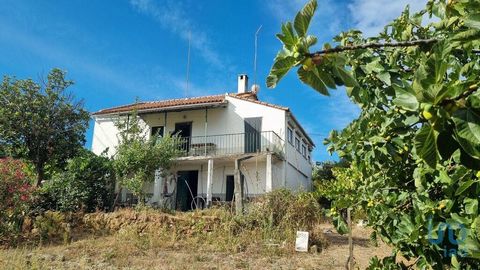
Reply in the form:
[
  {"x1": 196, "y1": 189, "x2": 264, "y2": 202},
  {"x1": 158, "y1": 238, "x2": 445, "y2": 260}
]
[{"x1": 0, "y1": 190, "x2": 391, "y2": 269}]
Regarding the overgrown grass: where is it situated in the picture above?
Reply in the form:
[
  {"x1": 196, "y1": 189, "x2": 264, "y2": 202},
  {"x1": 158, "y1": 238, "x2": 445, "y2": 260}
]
[
  {"x1": 1, "y1": 190, "x2": 330, "y2": 269},
  {"x1": 81, "y1": 189, "x2": 328, "y2": 255}
]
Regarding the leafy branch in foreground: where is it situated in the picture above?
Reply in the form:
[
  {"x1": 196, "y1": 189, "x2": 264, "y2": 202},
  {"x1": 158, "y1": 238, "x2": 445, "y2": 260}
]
[{"x1": 268, "y1": 0, "x2": 480, "y2": 269}]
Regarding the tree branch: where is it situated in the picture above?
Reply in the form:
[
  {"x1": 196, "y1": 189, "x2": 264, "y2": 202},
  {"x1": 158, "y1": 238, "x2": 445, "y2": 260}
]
[{"x1": 307, "y1": 38, "x2": 439, "y2": 58}]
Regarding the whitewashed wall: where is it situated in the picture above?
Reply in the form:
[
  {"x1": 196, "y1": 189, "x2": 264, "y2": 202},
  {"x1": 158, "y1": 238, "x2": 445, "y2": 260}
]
[
  {"x1": 152, "y1": 157, "x2": 285, "y2": 201},
  {"x1": 284, "y1": 114, "x2": 313, "y2": 191},
  {"x1": 91, "y1": 94, "x2": 312, "y2": 195}
]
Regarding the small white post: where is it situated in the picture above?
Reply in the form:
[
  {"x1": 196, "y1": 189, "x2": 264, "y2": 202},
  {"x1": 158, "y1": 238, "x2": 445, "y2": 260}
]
[
  {"x1": 266, "y1": 153, "x2": 273, "y2": 192},
  {"x1": 206, "y1": 159, "x2": 214, "y2": 207}
]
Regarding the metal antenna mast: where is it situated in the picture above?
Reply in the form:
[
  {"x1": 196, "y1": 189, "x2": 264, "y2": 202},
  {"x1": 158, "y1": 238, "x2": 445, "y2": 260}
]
[
  {"x1": 253, "y1": 25, "x2": 262, "y2": 86},
  {"x1": 185, "y1": 31, "x2": 191, "y2": 97}
]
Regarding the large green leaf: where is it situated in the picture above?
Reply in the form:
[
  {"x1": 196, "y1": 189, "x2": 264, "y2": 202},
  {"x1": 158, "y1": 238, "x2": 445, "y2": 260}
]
[
  {"x1": 276, "y1": 22, "x2": 297, "y2": 48},
  {"x1": 464, "y1": 13, "x2": 480, "y2": 30},
  {"x1": 393, "y1": 85, "x2": 419, "y2": 111},
  {"x1": 297, "y1": 67, "x2": 328, "y2": 95},
  {"x1": 414, "y1": 124, "x2": 439, "y2": 168},
  {"x1": 451, "y1": 29, "x2": 480, "y2": 41},
  {"x1": 364, "y1": 59, "x2": 384, "y2": 73},
  {"x1": 333, "y1": 66, "x2": 357, "y2": 88},
  {"x1": 266, "y1": 56, "x2": 296, "y2": 88},
  {"x1": 456, "y1": 180, "x2": 476, "y2": 196},
  {"x1": 376, "y1": 72, "x2": 391, "y2": 86},
  {"x1": 437, "y1": 130, "x2": 460, "y2": 160},
  {"x1": 317, "y1": 68, "x2": 336, "y2": 89},
  {"x1": 452, "y1": 108, "x2": 480, "y2": 160},
  {"x1": 298, "y1": 35, "x2": 318, "y2": 53},
  {"x1": 465, "y1": 198, "x2": 479, "y2": 216},
  {"x1": 293, "y1": 0, "x2": 317, "y2": 37},
  {"x1": 467, "y1": 90, "x2": 480, "y2": 109}
]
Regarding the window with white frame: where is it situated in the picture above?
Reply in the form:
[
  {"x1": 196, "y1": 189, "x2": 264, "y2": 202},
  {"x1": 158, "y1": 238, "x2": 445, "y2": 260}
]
[
  {"x1": 287, "y1": 127, "x2": 293, "y2": 144},
  {"x1": 302, "y1": 144, "x2": 307, "y2": 157},
  {"x1": 295, "y1": 137, "x2": 300, "y2": 152}
]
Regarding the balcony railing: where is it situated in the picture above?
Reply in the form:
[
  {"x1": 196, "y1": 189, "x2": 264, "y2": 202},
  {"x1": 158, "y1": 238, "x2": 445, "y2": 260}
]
[{"x1": 176, "y1": 131, "x2": 283, "y2": 158}]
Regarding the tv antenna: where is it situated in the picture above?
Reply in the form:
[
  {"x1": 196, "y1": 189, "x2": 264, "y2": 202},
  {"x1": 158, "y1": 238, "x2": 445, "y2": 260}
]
[
  {"x1": 253, "y1": 25, "x2": 262, "y2": 87},
  {"x1": 185, "y1": 31, "x2": 191, "y2": 97}
]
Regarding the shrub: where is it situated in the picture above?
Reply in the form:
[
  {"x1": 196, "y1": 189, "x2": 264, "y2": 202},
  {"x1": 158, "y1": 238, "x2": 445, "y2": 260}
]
[
  {"x1": 32, "y1": 211, "x2": 72, "y2": 244},
  {"x1": 0, "y1": 158, "x2": 35, "y2": 244},
  {"x1": 83, "y1": 191, "x2": 329, "y2": 254},
  {"x1": 113, "y1": 109, "x2": 182, "y2": 205},
  {"x1": 38, "y1": 149, "x2": 115, "y2": 212},
  {"x1": 313, "y1": 165, "x2": 365, "y2": 232},
  {"x1": 235, "y1": 189, "x2": 324, "y2": 245}
]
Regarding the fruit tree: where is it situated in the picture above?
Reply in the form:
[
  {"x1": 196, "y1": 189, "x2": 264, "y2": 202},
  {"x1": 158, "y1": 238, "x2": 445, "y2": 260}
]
[{"x1": 267, "y1": 0, "x2": 480, "y2": 268}]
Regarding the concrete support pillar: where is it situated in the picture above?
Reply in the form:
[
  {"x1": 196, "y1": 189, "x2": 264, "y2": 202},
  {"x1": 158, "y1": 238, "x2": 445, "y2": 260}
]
[
  {"x1": 234, "y1": 159, "x2": 243, "y2": 215},
  {"x1": 206, "y1": 159, "x2": 214, "y2": 208},
  {"x1": 121, "y1": 188, "x2": 127, "y2": 203},
  {"x1": 153, "y1": 170, "x2": 162, "y2": 203},
  {"x1": 266, "y1": 153, "x2": 273, "y2": 192}
]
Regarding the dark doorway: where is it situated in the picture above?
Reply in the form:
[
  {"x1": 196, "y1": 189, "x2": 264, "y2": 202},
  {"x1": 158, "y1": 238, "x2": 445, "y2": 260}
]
[
  {"x1": 244, "y1": 117, "x2": 262, "y2": 153},
  {"x1": 225, "y1": 174, "x2": 245, "y2": 202},
  {"x1": 225, "y1": 175, "x2": 234, "y2": 201},
  {"x1": 176, "y1": 170, "x2": 198, "y2": 211},
  {"x1": 174, "y1": 122, "x2": 192, "y2": 152}
]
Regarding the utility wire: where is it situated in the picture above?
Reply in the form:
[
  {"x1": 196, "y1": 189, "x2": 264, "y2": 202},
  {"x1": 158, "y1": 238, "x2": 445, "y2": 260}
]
[{"x1": 185, "y1": 31, "x2": 191, "y2": 98}]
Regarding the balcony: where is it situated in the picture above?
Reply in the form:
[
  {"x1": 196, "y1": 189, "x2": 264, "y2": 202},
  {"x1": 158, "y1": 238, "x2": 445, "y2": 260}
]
[{"x1": 176, "y1": 131, "x2": 283, "y2": 159}]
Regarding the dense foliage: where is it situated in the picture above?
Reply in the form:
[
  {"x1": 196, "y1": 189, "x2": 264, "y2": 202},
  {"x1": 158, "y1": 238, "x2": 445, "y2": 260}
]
[
  {"x1": 268, "y1": 0, "x2": 480, "y2": 268},
  {"x1": 314, "y1": 165, "x2": 364, "y2": 233},
  {"x1": 0, "y1": 69, "x2": 90, "y2": 186},
  {"x1": 38, "y1": 149, "x2": 115, "y2": 212},
  {"x1": 0, "y1": 158, "x2": 35, "y2": 244},
  {"x1": 114, "y1": 109, "x2": 183, "y2": 204}
]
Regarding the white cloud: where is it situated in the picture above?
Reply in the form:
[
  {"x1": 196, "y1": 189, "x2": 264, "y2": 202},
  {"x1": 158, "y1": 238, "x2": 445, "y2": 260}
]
[
  {"x1": 130, "y1": 0, "x2": 232, "y2": 72},
  {"x1": 348, "y1": 0, "x2": 427, "y2": 37}
]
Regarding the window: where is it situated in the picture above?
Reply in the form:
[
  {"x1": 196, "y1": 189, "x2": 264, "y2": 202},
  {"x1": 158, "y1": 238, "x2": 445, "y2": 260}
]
[
  {"x1": 302, "y1": 144, "x2": 307, "y2": 157},
  {"x1": 151, "y1": 126, "x2": 164, "y2": 138},
  {"x1": 295, "y1": 137, "x2": 300, "y2": 151},
  {"x1": 287, "y1": 128, "x2": 293, "y2": 144}
]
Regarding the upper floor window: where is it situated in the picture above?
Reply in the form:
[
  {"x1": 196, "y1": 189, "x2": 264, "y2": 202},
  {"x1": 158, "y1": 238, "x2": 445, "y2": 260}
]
[
  {"x1": 287, "y1": 128, "x2": 293, "y2": 144},
  {"x1": 302, "y1": 144, "x2": 307, "y2": 157},
  {"x1": 295, "y1": 137, "x2": 300, "y2": 151},
  {"x1": 151, "y1": 126, "x2": 164, "y2": 138}
]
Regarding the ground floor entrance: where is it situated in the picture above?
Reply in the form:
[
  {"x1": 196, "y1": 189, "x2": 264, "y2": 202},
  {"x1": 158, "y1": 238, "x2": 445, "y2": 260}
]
[{"x1": 176, "y1": 170, "x2": 198, "y2": 211}]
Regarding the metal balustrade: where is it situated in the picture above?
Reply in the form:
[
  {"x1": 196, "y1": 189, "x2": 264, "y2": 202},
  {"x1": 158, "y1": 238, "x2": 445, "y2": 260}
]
[{"x1": 175, "y1": 131, "x2": 283, "y2": 157}]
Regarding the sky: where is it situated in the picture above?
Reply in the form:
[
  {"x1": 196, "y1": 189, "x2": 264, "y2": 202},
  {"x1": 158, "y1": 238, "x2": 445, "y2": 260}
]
[{"x1": 0, "y1": 0, "x2": 427, "y2": 162}]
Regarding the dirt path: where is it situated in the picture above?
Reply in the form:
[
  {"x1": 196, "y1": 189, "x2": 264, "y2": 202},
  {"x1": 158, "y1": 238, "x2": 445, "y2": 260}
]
[{"x1": 0, "y1": 223, "x2": 391, "y2": 270}]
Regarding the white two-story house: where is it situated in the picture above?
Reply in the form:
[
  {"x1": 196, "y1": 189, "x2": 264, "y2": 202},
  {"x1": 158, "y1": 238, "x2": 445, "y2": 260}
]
[{"x1": 91, "y1": 75, "x2": 314, "y2": 211}]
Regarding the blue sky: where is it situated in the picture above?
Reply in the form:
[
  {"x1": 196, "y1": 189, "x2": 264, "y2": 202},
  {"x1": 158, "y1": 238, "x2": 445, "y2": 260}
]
[{"x1": 0, "y1": 0, "x2": 426, "y2": 162}]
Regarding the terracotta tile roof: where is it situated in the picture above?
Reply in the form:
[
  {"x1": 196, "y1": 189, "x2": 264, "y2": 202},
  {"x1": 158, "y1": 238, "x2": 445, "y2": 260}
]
[
  {"x1": 92, "y1": 91, "x2": 314, "y2": 146},
  {"x1": 92, "y1": 94, "x2": 227, "y2": 115},
  {"x1": 227, "y1": 94, "x2": 289, "y2": 111}
]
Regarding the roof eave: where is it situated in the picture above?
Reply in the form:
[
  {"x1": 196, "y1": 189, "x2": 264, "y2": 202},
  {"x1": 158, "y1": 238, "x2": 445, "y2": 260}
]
[{"x1": 92, "y1": 101, "x2": 228, "y2": 117}]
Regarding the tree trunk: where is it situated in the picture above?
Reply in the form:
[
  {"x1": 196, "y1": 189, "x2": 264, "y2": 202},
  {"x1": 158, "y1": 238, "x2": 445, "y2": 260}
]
[
  {"x1": 35, "y1": 165, "x2": 45, "y2": 187},
  {"x1": 112, "y1": 187, "x2": 122, "y2": 212}
]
